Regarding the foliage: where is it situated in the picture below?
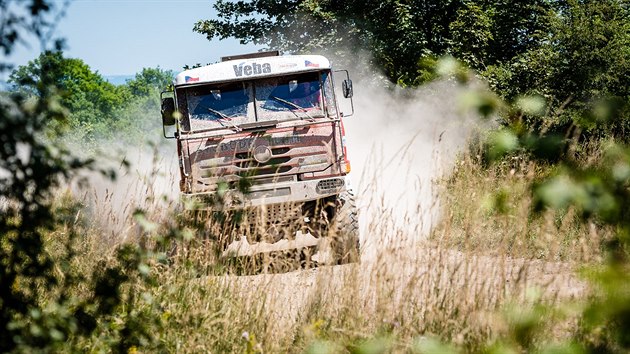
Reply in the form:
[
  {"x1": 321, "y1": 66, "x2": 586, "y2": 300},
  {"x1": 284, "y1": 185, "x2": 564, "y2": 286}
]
[
  {"x1": 126, "y1": 66, "x2": 174, "y2": 97},
  {"x1": 0, "y1": 1, "x2": 167, "y2": 352},
  {"x1": 193, "y1": 0, "x2": 553, "y2": 82},
  {"x1": 8, "y1": 52, "x2": 174, "y2": 145},
  {"x1": 0, "y1": 0, "x2": 64, "y2": 73},
  {"x1": 2, "y1": 0, "x2": 630, "y2": 352},
  {"x1": 442, "y1": 53, "x2": 630, "y2": 352},
  {"x1": 0, "y1": 51, "x2": 85, "y2": 353},
  {"x1": 486, "y1": 0, "x2": 630, "y2": 139},
  {"x1": 9, "y1": 51, "x2": 127, "y2": 123},
  {"x1": 195, "y1": 0, "x2": 630, "y2": 140}
]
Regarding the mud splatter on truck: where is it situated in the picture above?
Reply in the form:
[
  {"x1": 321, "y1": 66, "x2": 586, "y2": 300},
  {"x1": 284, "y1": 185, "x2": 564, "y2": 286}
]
[{"x1": 160, "y1": 51, "x2": 358, "y2": 264}]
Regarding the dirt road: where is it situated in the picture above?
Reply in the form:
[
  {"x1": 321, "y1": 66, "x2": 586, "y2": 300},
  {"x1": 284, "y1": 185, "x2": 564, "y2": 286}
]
[{"x1": 215, "y1": 244, "x2": 585, "y2": 336}]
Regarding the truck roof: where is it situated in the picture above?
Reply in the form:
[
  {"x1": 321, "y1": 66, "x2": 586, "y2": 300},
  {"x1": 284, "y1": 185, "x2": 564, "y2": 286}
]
[{"x1": 174, "y1": 54, "x2": 331, "y2": 87}]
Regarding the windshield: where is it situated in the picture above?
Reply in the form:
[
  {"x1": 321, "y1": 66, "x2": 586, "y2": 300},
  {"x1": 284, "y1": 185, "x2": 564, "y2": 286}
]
[
  {"x1": 181, "y1": 71, "x2": 333, "y2": 131},
  {"x1": 255, "y1": 72, "x2": 323, "y2": 121},
  {"x1": 185, "y1": 82, "x2": 250, "y2": 130}
]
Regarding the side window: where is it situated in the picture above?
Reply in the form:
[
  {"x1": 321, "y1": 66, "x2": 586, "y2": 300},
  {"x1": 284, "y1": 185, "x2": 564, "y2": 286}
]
[
  {"x1": 322, "y1": 72, "x2": 337, "y2": 117},
  {"x1": 176, "y1": 90, "x2": 190, "y2": 131}
]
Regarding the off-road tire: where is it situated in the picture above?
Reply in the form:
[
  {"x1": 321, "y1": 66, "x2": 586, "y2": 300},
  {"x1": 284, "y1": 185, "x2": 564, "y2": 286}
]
[{"x1": 330, "y1": 191, "x2": 360, "y2": 264}]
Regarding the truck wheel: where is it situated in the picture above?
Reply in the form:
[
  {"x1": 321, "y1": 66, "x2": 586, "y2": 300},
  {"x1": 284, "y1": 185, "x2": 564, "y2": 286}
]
[{"x1": 330, "y1": 192, "x2": 360, "y2": 264}]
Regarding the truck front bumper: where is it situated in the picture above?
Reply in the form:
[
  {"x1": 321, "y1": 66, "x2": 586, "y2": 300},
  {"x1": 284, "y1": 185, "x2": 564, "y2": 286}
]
[{"x1": 181, "y1": 176, "x2": 348, "y2": 210}]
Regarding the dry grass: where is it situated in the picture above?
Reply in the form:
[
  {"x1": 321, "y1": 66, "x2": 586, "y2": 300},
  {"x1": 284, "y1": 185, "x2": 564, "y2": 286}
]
[
  {"x1": 46, "y1": 146, "x2": 605, "y2": 353},
  {"x1": 431, "y1": 152, "x2": 610, "y2": 263}
]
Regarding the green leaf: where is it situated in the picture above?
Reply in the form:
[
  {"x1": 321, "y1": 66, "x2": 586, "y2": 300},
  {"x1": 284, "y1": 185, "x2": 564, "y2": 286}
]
[
  {"x1": 413, "y1": 337, "x2": 459, "y2": 354},
  {"x1": 612, "y1": 162, "x2": 630, "y2": 182},
  {"x1": 305, "y1": 340, "x2": 338, "y2": 354},
  {"x1": 487, "y1": 130, "x2": 519, "y2": 160},
  {"x1": 516, "y1": 95, "x2": 546, "y2": 116},
  {"x1": 535, "y1": 176, "x2": 579, "y2": 210},
  {"x1": 352, "y1": 337, "x2": 390, "y2": 354}
]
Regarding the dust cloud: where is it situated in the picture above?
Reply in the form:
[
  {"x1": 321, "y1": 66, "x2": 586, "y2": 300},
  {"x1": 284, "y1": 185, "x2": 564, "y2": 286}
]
[
  {"x1": 73, "y1": 60, "x2": 483, "y2": 251},
  {"x1": 73, "y1": 144, "x2": 179, "y2": 244},
  {"x1": 342, "y1": 73, "x2": 481, "y2": 257}
]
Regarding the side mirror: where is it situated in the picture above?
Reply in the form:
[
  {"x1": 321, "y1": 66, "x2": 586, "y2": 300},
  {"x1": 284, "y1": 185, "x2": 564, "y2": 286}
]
[
  {"x1": 161, "y1": 97, "x2": 176, "y2": 126},
  {"x1": 334, "y1": 70, "x2": 354, "y2": 117},
  {"x1": 342, "y1": 79, "x2": 353, "y2": 98}
]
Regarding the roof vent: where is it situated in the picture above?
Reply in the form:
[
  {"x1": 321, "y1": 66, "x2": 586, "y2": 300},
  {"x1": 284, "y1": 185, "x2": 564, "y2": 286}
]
[{"x1": 221, "y1": 50, "x2": 280, "y2": 62}]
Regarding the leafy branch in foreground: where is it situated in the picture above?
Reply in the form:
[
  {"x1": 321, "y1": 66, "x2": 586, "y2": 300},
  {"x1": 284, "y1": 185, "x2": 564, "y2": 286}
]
[
  {"x1": 0, "y1": 1, "x2": 168, "y2": 352},
  {"x1": 448, "y1": 56, "x2": 630, "y2": 353}
]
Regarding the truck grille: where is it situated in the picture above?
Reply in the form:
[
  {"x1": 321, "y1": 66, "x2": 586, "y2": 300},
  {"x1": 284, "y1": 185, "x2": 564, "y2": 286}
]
[
  {"x1": 186, "y1": 124, "x2": 340, "y2": 194},
  {"x1": 193, "y1": 146, "x2": 332, "y2": 192},
  {"x1": 242, "y1": 203, "x2": 303, "y2": 227}
]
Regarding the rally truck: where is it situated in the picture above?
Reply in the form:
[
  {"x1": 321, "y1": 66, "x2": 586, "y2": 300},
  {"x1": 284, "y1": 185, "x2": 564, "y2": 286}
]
[{"x1": 160, "y1": 51, "x2": 358, "y2": 264}]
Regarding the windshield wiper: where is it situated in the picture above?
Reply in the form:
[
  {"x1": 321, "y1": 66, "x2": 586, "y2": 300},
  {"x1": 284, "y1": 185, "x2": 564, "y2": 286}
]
[
  {"x1": 270, "y1": 96, "x2": 316, "y2": 121},
  {"x1": 204, "y1": 106, "x2": 242, "y2": 132}
]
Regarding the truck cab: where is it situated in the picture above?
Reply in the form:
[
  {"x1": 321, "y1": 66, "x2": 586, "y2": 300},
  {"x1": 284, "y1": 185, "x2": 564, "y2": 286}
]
[{"x1": 161, "y1": 51, "x2": 358, "y2": 264}]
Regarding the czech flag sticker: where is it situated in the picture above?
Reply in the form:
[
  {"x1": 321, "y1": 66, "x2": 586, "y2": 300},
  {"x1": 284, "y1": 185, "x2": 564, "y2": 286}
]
[{"x1": 305, "y1": 60, "x2": 319, "y2": 68}]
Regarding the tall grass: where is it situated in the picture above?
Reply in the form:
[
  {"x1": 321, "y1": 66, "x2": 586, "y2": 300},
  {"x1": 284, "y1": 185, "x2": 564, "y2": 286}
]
[
  {"x1": 432, "y1": 152, "x2": 609, "y2": 263},
  {"x1": 42, "y1": 144, "x2": 605, "y2": 352}
]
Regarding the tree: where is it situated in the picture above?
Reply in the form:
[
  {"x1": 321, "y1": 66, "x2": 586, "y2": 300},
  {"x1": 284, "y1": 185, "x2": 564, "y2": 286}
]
[
  {"x1": 195, "y1": 0, "x2": 630, "y2": 140},
  {"x1": 194, "y1": 0, "x2": 467, "y2": 84},
  {"x1": 9, "y1": 51, "x2": 128, "y2": 124},
  {"x1": 485, "y1": 0, "x2": 630, "y2": 139},
  {"x1": 193, "y1": 0, "x2": 556, "y2": 84},
  {"x1": 126, "y1": 67, "x2": 174, "y2": 97}
]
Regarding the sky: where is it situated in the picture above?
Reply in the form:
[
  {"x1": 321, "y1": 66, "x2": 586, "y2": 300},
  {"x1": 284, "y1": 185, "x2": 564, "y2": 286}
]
[{"x1": 6, "y1": 0, "x2": 261, "y2": 77}]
